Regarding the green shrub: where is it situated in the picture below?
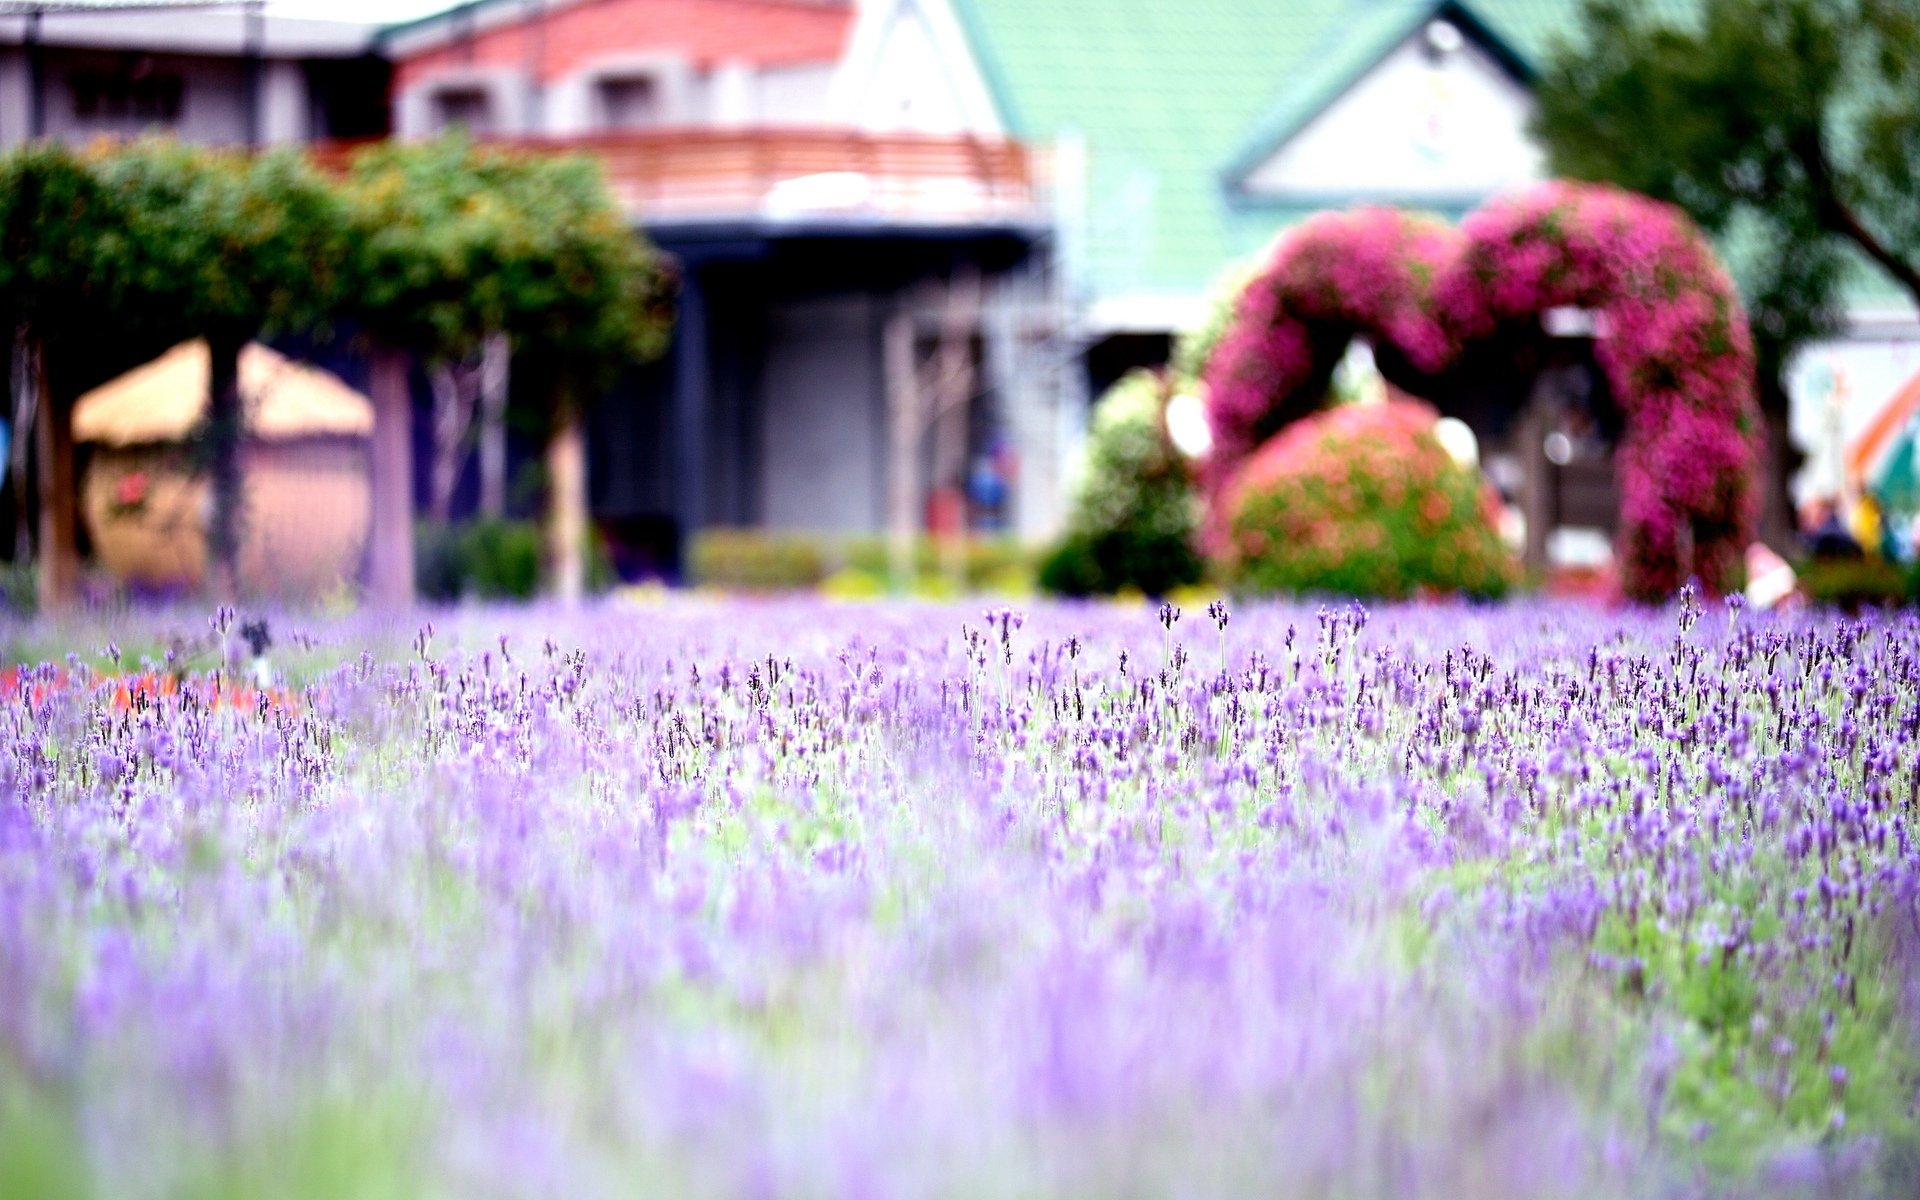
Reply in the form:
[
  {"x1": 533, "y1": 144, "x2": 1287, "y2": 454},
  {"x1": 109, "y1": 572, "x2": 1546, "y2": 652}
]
[
  {"x1": 690, "y1": 530, "x2": 1033, "y2": 594},
  {"x1": 687, "y1": 530, "x2": 828, "y2": 591},
  {"x1": 416, "y1": 519, "x2": 542, "y2": 602},
  {"x1": 0, "y1": 563, "x2": 35, "y2": 615},
  {"x1": 1038, "y1": 370, "x2": 1205, "y2": 597},
  {"x1": 842, "y1": 535, "x2": 1033, "y2": 589},
  {"x1": 1795, "y1": 557, "x2": 1917, "y2": 609},
  {"x1": 1227, "y1": 400, "x2": 1516, "y2": 600}
]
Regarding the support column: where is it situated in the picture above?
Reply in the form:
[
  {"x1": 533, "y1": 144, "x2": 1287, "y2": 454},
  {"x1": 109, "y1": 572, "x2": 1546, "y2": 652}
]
[
  {"x1": 673, "y1": 267, "x2": 708, "y2": 576},
  {"x1": 25, "y1": 10, "x2": 45, "y2": 140},
  {"x1": 544, "y1": 400, "x2": 587, "y2": 604},
  {"x1": 1519, "y1": 408, "x2": 1551, "y2": 575},
  {"x1": 365, "y1": 343, "x2": 415, "y2": 607},
  {"x1": 883, "y1": 305, "x2": 920, "y2": 588},
  {"x1": 204, "y1": 329, "x2": 247, "y2": 601},
  {"x1": 31, "y1": 342, "x2": 79, "y2": 609},
  {"x1": 242, "y1": 1, "x2": 264, "y2": 148}
]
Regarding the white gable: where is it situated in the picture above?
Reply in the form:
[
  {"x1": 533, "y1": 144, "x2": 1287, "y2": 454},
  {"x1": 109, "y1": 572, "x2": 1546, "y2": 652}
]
[
  {"x1": 1239, "y1": 23, "x2": 1543, "y2": 202},
  {"x1": 830, "y1": 0, "x2": 1002, "y2": 134}
]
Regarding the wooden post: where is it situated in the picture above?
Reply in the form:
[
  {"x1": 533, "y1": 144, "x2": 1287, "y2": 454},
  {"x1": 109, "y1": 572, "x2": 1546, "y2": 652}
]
[
  {"x1": 366, "y1": 342, "x2": 416, "y2": 607},
  {"x1": 11, "y1": 327, "x2": 37, "y2": 565},
  {"x1": 30, "y1": 339, "x2": 80, "y2": 610},
  {"x1": 884, "y1": 307, "x2": 920, "y2": 590},
  {"x1": 478, "y1": 333, "x2": 510, "y2": 519},
  {"x1": 1519, "y1": 408, "x2": 1551, "y2": 576},
  {"x1": 204, "y1": 329, "x2": 247, "y2": 601},
  {"x1": 544, "y1": 399, "x2": 587, "y2": 604}
]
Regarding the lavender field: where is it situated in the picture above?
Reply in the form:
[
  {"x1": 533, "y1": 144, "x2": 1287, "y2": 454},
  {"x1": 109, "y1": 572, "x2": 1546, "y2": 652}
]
[{"x1": 3, "y1": 595, "x2": 1918, "y2": 1198}]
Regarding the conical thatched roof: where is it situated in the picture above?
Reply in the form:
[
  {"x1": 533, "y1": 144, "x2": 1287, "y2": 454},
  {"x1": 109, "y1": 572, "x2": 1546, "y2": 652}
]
[{"x1": 73, "y1": 340, "x2": 373, "y2": 447}]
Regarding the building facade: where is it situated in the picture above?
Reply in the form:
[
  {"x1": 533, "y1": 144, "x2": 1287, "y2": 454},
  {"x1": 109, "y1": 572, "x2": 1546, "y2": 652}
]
[
  {"x1": 0, "y1": 6, "x2": 387, "y2": 148},
  {"x1": 385, "y1": 0, "x2": 1071, "y2": 576}
]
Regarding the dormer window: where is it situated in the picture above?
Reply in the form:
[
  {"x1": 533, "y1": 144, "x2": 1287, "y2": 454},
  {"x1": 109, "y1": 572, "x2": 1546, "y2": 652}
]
[
  {"x1": 432, "y1": 87, "x2": 495, "y2": 134},
  {"x1": 70, "y1": 58, "x2": 183, "y2": 128},
  {"x1": 597, "y1": 75, "x2": 661, "y2": 130}
]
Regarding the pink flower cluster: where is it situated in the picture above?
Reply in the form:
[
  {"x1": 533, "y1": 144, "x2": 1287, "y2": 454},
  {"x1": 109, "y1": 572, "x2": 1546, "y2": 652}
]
[
  {"x1": 1202, "y1": 208, "x2": 1456, "y2": 506},
  {"x1": 1201, "y1": 181, "x2": 1763, "y2": 600}
]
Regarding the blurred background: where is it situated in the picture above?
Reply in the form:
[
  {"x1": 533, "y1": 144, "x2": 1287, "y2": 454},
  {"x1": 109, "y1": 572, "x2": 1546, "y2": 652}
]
[{"x1": 1, "y1": 0, "x2": 1916, "y2": 607}]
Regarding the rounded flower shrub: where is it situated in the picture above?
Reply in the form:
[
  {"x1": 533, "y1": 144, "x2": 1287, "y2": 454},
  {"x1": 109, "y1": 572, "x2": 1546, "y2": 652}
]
[
  {"x1": 1196, "y1": 181, "x2": 1763, "y2": 600},
  {"x1": 1038, "y1": 370, "x2": 1204, "y2": 597},
  {"x1": 1438, "y1": 182, "x2": 1763, "y2": 599},
  {"x1": 1227, "y1": 400, "x2": 1516, "y2": 600},
  {"x1": 1201, "y1": 208, "x2": 1457, "y2": 515}
]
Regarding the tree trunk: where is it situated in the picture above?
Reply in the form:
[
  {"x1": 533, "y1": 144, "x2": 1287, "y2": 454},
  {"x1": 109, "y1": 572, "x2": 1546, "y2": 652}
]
[
  {"x1": 478, "y1": 333, "x2": 510, "y2": 519},
  {"x1": 29, "y1": 337, "x2": 80, "y2": 610},
  {"x1": 204, "y1": 327, "x2": 247, "y2": 601},
  {"x1": 11, "y1": 326, "x2": 37, "y2": 564},
  {"x1": 544, "y1": 399, "x2": 587, "y2": 604},
  {"x1": 427, "y1": 362, "x2": 470, "y2": 524},
  {"x1": 365, "y1": 341, "x2": 416, "y2": 607},
  {"x1": 883, "y1": 308, "x2": 921, "y2": 590}
]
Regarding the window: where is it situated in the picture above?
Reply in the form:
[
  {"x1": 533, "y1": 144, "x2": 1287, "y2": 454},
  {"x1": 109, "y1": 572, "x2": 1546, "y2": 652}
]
[
  {"x1": 432, "y1": 87, "x2": 494, "y2": 134},
  {"x1": 69, "y1": 59, "x2": 183, "y2": 126},
  {"x1": 597, "y1": 76, "x2": 660, "y2": 130}
]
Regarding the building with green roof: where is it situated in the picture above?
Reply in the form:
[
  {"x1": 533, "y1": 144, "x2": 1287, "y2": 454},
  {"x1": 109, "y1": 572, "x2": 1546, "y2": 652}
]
[{"x1": 838, "y1": 0, "x2": 1914, "y2": 377}]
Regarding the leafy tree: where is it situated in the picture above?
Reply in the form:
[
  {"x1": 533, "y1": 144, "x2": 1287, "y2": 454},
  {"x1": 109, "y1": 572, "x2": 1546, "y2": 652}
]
[
  {"x1": 92, "y1": 141, "x2": 348, "y2": 598},
  {"x1": 489, "y1": 152, "x2": 674, "y2": 601},
  {"x1": 1533, "y1": 0, "x2": 1920, "y2": 528},
  {"x1": 339, "y1": 136, "x2": 673, "y2": 603},
  {"x1": 0, "y1": 143, "x2": 137, "y2": 607}
]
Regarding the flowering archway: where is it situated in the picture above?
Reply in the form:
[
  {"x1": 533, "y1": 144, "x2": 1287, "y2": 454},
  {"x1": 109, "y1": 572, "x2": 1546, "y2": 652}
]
[{"x1": 1200, "y1": 181, "x2": 1764, "y2": 599}]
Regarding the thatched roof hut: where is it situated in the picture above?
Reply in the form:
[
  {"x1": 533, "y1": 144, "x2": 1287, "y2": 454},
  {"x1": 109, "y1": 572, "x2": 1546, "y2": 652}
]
[
  {"x1": 76, "y1": 341, "x2": 374, "y2": 598},
  {"x1": 74, "y1": 340, "x2": 373, "y2": 445}
]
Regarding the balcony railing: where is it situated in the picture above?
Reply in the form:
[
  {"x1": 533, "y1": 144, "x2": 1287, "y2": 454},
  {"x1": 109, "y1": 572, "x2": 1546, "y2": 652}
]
[{"x1": 315, "y1": 128, "x2": 1041, "y2": 226}]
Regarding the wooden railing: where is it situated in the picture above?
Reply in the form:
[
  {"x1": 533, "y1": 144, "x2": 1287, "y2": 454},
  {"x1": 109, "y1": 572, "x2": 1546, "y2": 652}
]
[{"x1": 314, "y1": 128, "x2": 1040, "y2": 225}]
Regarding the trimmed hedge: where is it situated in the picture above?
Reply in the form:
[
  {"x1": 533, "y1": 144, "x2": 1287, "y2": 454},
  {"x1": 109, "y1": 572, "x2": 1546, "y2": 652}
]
[
  {"x1": 687, "y1": 530, "x2": 1034, "y2": 594},
  {"x1": 417, "y1": 519, "x2": 615, "y2": 602}
]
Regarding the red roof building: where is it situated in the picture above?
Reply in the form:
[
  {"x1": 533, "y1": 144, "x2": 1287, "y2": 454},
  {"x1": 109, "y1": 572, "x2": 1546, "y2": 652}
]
[{"x1": 384, "y1": 0, "x2": 853, "y2": 136}]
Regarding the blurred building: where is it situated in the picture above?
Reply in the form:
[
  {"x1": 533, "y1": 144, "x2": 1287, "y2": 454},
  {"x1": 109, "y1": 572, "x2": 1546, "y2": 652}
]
[
  {"x1": 382, "y1": 0, "x2": 1065, "y2": 579},
  {"x1": 0, "y1": 3, "x2": 388, "y2": 147},
  {"x1": 12, "y1": 0, "x2": 1917, "y2": 574}
]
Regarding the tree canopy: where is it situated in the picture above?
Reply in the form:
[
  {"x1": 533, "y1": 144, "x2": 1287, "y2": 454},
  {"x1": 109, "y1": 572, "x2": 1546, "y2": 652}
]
[
  {"x1": 1532, "y1": 0, "x2": 1920, "y2": 383},
  {"x1": 0, "y1": 142, "x2": 131, "y2": 337},
  {"x1": 340, "y1": 136, "x2": 675, "y2": 400},
  {"x1": 0, "y1": 134, "x2": 676, "y2": 605}
]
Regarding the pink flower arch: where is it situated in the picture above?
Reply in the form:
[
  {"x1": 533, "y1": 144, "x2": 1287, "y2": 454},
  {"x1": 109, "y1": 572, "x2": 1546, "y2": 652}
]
[{"x1": 1200, "y1": 180, "x2": 1764, "y2": 600}]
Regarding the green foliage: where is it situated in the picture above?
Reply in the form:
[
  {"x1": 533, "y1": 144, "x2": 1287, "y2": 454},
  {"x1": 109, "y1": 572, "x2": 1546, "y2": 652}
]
[
  {"x1": 414, "y1": 517, "x2": 615, "y2": 602},
  {"x1": 840, "y1": 535, "x2": 1033, "y2": 590},
  {"x1": 0, "y1": 1081, "x2": 89, "y2": 1200},
  {"x1": 1534, "y1": 0, "x2": 1920, "y2": 379},
  {"x1": 416, "y1": 519, "x2": 544, "y2": 602},
  {"x1": 1038, "y1": 370, "x2": 1204, "y2": 597},
  {"x1": 1795, "y1": 556, "x2": 1919, "y2": 608},
  {"x1": 0, "y1": 562, "x2": 36, "y2": 615},
  {"x1": 89, "y1": 139, "x2": 348, "y2": 343},
  {"x1": 689, "y1": 530, "x2": 829, "y2": 591},
  {"x1": 0, "y1": 141, "x2": 129, "y2": 332},
  {"x1": 687, "y1": 530, "x2": 1035, "y2": 594},
  {"x1": 340, "y1": 135, "x2": 675, "y2": 405},
  {"x1": 1227, "y1": 401, "x2": 1516, "y2": 600}
]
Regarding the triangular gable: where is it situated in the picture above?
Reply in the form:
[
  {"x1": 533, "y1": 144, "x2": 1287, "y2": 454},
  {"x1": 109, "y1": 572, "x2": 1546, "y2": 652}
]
[
  {"x1": 1224, "y1": 0, "x2": 1540, "y2": 206},
  {"x1": 829, "y1": 0, "x2": 1004, "y2": 134}
]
